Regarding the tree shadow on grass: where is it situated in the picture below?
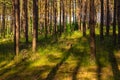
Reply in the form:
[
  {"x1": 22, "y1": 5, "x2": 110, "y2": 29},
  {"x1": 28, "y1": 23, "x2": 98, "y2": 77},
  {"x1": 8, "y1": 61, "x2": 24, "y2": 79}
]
[
  {"x1": 104, "y1": 36, "x2": 120, "y2": 80},
  {"x1": 72, "y1": 48, "x2": 88, "y2": 80},
  {"x1": 46, "y1": 46, "x2": 73, "y2": 80},
  {"x1": 95, "y1": 35, "x2": 120, "y2": 80}
]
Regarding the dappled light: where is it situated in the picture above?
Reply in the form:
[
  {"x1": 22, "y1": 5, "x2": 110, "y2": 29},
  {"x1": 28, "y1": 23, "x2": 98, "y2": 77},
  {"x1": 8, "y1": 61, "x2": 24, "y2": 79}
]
[{"x1": 0, "y1": 0, "x2": 120, "y2": 80}]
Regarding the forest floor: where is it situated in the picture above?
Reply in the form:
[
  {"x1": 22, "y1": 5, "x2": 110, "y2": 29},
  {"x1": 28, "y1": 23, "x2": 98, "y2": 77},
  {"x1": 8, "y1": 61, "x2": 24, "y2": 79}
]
[{"x1": 0, "y1": 30, "x2": 120, "y2": 80}]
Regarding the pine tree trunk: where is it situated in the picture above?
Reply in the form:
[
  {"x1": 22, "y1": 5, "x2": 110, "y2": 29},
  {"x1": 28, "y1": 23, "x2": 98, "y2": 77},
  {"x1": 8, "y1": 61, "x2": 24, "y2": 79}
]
[
  {"x1": 113, "y1": 0, "x2": 117, "y2": 45},
  {"x1": 100, "y1": 0, "x2": 104, "y2": 40},
  {"x1": 32, "y1": 0, "x2": 38, "y2": 52},
  {"x1": 2, "y1": 3, "x2": 6, "y2": 38},
  {"x1": 23, "y1": 0, "x2": 28, "y2": 43},
  {"x1": 89, "y1": 0, "x2": 96, "y2": 58},
  {"x1": 106, "y1": 0, "x2": 110, "y2": 36},
  {"x1": 117, "y1": 0, "x2": 120, "y2": 47}
]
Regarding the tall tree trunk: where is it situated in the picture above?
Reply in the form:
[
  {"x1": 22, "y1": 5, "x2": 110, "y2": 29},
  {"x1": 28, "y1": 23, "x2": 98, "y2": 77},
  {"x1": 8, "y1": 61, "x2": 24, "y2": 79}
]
[
  {"x1": 106, "y1": 0, "x2": 110, "y2": 36},
  {"x1": 53, "y1": 0, "x2": 57, "y2": 38},
  {"x1": 83, "y1": 0, "x2": 88, "y2": 36},
  {"x1": 78, "y1": 0, "x2": 82, "y2": 31},
  {"x1": 69, "y1": 0, "x2": 72, "y2": 31},
  {"x1": 62, "y1": 0, "x2": 65, "y2": 32},
  {"x1": 113, "y1": 0, "x2": 117, "y2": 45},
  {"x1": 59, "y1": 0, "x2": 62, "y2": 35},
  {"x1": 89, "y1": 0, "x2": 96, "y2": 58},
  {"x1": 2, "y1": 3, "x2": 6, "y2": 38},
  {"x1": 13, "y1": 0, "x2": 20, "y2": 55},
  {"x1": 118, "y1": 0, "x2": 120, "y2": 47},
  {"x1": 22, "y1": 0, "x2": 28, "y2": 43},
  {"x1": 12, "y1": 0, "x2": 16, "y2": 53},
  {"x1": 32, "y1": 0, "x2": 38, "y2": 52},
  {"x1": 45, "y1": 0, "x2": 48, "y2": 38},
  {"x1": 100, "y1": 0, "x2": 104, "y2": 40}
]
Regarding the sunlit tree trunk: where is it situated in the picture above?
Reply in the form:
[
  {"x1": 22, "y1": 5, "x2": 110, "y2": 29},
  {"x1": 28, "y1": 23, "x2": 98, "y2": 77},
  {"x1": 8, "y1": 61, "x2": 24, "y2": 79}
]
[
  {"x1": 12, "y1": 0, "x2": 20, "y2": 55},
  {"x1": 32, "y1": 0, "x2": 38, "y2": 52}
]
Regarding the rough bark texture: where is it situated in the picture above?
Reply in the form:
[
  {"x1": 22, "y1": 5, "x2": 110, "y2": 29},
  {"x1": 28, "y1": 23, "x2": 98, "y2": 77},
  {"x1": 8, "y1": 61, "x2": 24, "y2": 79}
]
[
  {"x1": 32, "y1": 0, "x2": 38, "y2": 52},
  {"x1": 23, "y1": 0, "x2": 28, "y2": 43},
  {"x1": 100, "y1": 0, "x2": 104, "y2": 40},
  {"x1": 89, "y1": 0, "x2": 96, "y2": 58}
]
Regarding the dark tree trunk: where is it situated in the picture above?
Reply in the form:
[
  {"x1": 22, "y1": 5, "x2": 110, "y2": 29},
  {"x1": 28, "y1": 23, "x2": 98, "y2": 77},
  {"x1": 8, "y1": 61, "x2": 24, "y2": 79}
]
[
  {"x1": 89, "y1": 0, "x2": 96, "y2": 58},
  {"x1": 62, "y1": 0, "x2": 65, "y2": 32},
  {"x1": 53, "y1": 0, "x2": 57, "y2": 38},
  {"x1": 22, "y1": 0, "x2": 28, "y2": 43},
  {"x1": 83, "y1": 0, "x2": 88, "y2": 36},
  {"x1": 12, "y1": 0, "x2": 16, "y2": 54},
  {"x1": 78, "y1": 0, "x2": 82, "y2": 31},
  {"x1": 118, "y1": 0, "x2": 120, "y2": 47},
  {"x1": 69, "y1": 0, "x2": 72, "y2": 31},
  {"x1": 45, "y1": 0, "x2": 48, "y2": 38},
  {"x1": 100, "y1": 0, "x2": 104, "y2": 40},
  {"x1": 113, "y1": 0, "x2": 117, "y2": 45},
  {"x1": 2, "y1": 3, "x2": 6, "y2": 38},
  {"x1": 32, "y1": 0, "x2": 38, "y2": 52},
  {"x1": 60, "y1": 0, "x2": 62, "y2": 35},
  {"x1": 106, "y1": 0, "x2": 110, "y2": 36}
]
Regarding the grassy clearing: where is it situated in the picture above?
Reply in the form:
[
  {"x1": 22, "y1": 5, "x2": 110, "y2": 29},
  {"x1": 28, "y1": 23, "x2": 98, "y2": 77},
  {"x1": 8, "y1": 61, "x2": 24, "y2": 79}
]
[{"x1": 0, "y1": 29, "x2": 120, "y2": 80}]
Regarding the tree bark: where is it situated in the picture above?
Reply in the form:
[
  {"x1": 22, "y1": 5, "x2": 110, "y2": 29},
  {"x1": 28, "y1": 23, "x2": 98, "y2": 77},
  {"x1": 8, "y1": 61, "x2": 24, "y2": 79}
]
[
  {"x1": 113, "y1": 0, "x2": 117, "y2": 45},
  {"x1": 12, "y1": 0, "x2": 20, "y2": 55},
  {"x1": 2, "y1": 3, "x2": 6, "y2": 38},
  {"x1": 89, "y1": 0, "x2": 96, "y2": 58},
  {"x1": 32, "y1": 0, "x2": 38, "y2": 52},
  {"x1": 100, "y1": 0, "x2": 104, "y2": 40},
  {"x1": 106, "y1": 0, "x2": 110, "y2": 36},
  {"x1": 22, "y1": 0, "x2": 28, "y2": 43}
]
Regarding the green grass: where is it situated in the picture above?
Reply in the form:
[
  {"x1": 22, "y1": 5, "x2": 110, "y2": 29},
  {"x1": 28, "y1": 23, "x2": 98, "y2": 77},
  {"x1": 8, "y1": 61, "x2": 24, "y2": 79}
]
[{"x1": 0, "y1": 29, "x2": 120, "y2": 80}]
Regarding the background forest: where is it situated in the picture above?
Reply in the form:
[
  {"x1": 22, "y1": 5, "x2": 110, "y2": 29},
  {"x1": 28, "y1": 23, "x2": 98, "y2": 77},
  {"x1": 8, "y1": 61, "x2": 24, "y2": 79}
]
[{"x1": 0, "y1": 0, "x2": 120, "y2": 80}]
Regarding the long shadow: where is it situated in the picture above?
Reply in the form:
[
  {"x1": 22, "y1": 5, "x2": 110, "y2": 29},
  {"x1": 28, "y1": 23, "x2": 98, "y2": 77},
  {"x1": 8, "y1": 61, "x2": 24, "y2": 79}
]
[
  {"x1": 72, "y1": 37, "x2": 90, "y2": 80},
  {"x1": 96, "y1": 35, "x2": 120, "y2": 80},
  {"x1": 72, "y1": 49, "x2": 87, "y2": 80},
  {"x1": 46, "y1": 46, "x2": 73, "y2": 80},
  {"x1": 108, "y1": 50, "x2": 120, "y2": 80},
  {"x1": 105, "y1": 36, "x2": 120, "y2": 80}
]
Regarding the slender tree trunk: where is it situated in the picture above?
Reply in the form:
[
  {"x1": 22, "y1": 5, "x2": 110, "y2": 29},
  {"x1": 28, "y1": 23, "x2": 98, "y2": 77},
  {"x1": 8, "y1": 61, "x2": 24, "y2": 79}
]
[
  {"x1": 32, "y1": 0, "x2": 38, "y2": 52},
  {"x1": 12, "y1": 0, "x2": 16, "y2": 53},
  {"x1": 78, "y1": 0, "x2": 82, "y2": 31},
  {"x1": 60, "y1": 0, "x2": 62, "y2": 35},
  {"x1": 89, "y1": 0, "x2": 96, "y2": 58},
  {"x1": 23, "y1": 0, "x2": 28, "y2": 43},
  {"x1": 100, "y1": 0, "x2": 104, "y2": 40},
  {"x1": 69, "y1": 0, "x2": 72, "y2": 31},
  {"x1": 13, "y1": 0, "x2": 20, "y2": 55},
  {"x1": 83, "y1": 0, "x2": 88, "y2": 36},
  {"x1": 45, "y1": 0, "x2": 48, "y2": 38},
  {"x1": 117, "y1": 0, "x2": 120, "y2": 47},
  {"x1": 2, "y1": 3, "x2": 6, "y2": 38},
  {"x1": 62, "y1": 0, "x2": 65, "y2": 32},
  {"x1": 113, "y1": 0, "x2": 117, "y2": 45},
  {"x1": 53, "y1": 0, "x2": 57, "y2": 38},
  {"x1": 106, "y1": 0, "x2": 110, "y2": 36}
]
